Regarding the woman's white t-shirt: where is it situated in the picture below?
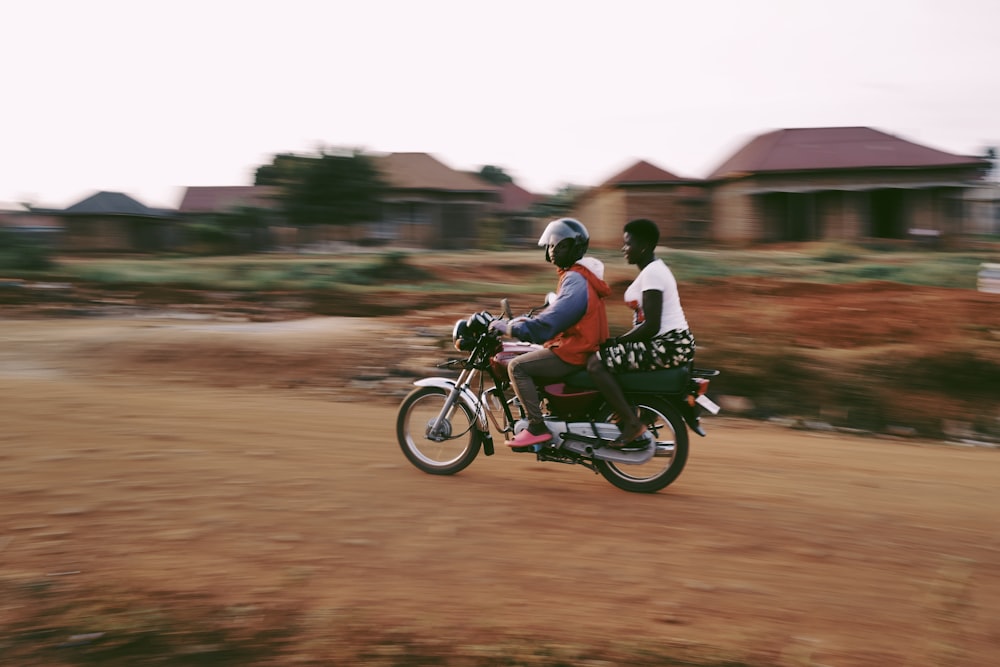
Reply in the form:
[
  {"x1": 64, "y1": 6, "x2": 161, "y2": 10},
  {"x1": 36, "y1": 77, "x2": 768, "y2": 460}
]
[{"x1": 623, "y1": 258, "x2": 689, "y2": 335}]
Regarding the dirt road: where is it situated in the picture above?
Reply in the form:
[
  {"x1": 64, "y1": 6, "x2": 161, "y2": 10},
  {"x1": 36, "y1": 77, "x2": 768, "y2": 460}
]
[{"x1": 1, "y1": 316, "x2": 999, "y2": 666}]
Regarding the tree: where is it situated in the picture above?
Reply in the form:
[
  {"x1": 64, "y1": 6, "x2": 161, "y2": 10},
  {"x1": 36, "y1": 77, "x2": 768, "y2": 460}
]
[
  {"x1": 531, "y1": 183, "x2": 586, "y2": 217},
  {"x1": 0, "y1": 228, "x2": 53, "y2": 270},
  {"x1": 478, "y1": 165, "x2": 514, "y2": 186},
  {"x1": 980, "y1": 146, "x2": 998, "y2": 181},
  {"x1": 254, "y1": 148, "x2": 387, "y2": 226},
  {"x1": 254, "y1": 153, "x2": 313, "y2": 187}
]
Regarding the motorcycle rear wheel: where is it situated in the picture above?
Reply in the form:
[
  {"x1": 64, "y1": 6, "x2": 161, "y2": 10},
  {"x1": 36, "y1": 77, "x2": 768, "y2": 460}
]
[
  {"x1": 397, "y1": 386, "x2": 482, "y2": 475},
  {"x1": 594, "y1": 396, "x2": 689, "y2": 493}
]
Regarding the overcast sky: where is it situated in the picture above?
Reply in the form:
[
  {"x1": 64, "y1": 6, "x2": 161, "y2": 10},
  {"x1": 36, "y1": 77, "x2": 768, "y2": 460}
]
[{"x1": 2, "y1": 0, "x2": 998, "y2": 209}]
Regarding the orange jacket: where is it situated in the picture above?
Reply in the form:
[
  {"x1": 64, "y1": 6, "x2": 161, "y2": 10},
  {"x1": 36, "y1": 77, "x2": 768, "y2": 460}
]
[{"x1": 545, "y1": 263, "x2": 611, "y2": 365}]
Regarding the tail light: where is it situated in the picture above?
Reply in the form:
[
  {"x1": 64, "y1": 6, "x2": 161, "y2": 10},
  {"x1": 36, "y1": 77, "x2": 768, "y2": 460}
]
[
  {"x1": 693, "y1": 379, "x2": 721, "y2": 414},
  {"x1": 686, "y1": 378, "x2": 710, "y2": 406}
]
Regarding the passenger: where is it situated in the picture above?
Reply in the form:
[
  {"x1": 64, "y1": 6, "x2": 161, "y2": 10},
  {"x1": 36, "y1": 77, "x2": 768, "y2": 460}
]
[{"x1": 587, "y1": 218, "x2": 696, "y2": 447}]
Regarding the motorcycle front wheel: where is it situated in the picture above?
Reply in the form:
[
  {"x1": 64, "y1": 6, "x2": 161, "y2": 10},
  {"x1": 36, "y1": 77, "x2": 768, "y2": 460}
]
[
  {"x1": 594, "y1": 396, "x2": 689, "y2": 493},
  {"x1": 396, "y1": 386, "x2": 482, "y2": 475}
]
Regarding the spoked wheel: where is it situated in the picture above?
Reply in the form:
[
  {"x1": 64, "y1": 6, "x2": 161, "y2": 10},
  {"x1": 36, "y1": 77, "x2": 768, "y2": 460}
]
[
  {"x1": 594, "y1": 396, "x2": 689, "y2": 493},
  {"x1": 396, "y1": 386, "x2": 482, "y2": 475}
]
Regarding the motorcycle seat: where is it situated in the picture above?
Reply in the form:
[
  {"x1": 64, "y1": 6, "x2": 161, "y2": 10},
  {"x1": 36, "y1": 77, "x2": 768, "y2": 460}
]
[{"x1": 564, "y1": 366, "x2": 690, "y2": 394}]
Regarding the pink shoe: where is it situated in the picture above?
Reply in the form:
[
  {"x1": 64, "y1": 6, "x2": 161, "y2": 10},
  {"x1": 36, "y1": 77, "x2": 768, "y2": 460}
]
[{"x1": 505, "y1": 428, "x2": 552, "y2": 448}]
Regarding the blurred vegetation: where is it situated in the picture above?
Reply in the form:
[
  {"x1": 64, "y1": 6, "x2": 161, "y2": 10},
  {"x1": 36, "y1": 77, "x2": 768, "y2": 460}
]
[
  {"x1": 26, "y1": 242, "x2": 997, "y2": 291},
  {"x1": 531, "y1": 183, "x2": 587, "y2": 218},
  {"x1": 179, "y1": 206, "x2": 276, "y2": 255},
  {"x1": 56, "y1": 252, "x2": 433, "y2": 291},
  {"x1": 254, "y1": 148, "x2": 385, "y2": 227},
  {"x1": 0, "y1": 228, "x2": 55, "y2": 271},
  {"x1": 627, "y1": 242, "x2": 993, "y2": 289},
  {"x1": 0, "y1": 576, "x2": 768, "y2": 666},
  {"x1": 476, "y1": 215, "x2": 510, "y2": 251},
  {"x1": 477, "y1": 164, "x2": 514, "y2": 185}
]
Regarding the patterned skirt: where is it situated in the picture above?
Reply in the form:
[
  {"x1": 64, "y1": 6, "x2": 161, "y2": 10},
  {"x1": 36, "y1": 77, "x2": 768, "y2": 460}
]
[{"x1": 597, "y1": 329, "x2": 696, "y2": 373}]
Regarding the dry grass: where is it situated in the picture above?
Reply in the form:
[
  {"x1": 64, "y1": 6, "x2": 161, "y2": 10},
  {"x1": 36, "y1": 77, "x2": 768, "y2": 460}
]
[{"x1": 2, "y1": 577, "x2": 768, "y2": 666}]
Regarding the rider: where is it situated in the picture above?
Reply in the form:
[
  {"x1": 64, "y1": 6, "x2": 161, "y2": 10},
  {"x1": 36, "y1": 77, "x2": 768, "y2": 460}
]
[
  {"x1": 587, "y1": 218, "x2": 696, "y2": 446},
  {"x1": 489, "y1": 218, "x2": 611, "y2": 448}
]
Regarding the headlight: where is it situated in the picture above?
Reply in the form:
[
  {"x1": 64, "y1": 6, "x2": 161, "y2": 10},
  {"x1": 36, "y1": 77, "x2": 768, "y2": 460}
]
[
  {"x1": 452, "y1": 319, "x2": 476, "y2": 351},
  {"x1": 466, "y1": 311, "x2": 492, "y2": 335}
]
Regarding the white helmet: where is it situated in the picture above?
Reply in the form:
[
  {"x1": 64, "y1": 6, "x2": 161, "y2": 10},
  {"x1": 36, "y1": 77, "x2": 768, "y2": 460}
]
[{"x1": 538, "y1": 218, "x2": 589, "y2": 265}]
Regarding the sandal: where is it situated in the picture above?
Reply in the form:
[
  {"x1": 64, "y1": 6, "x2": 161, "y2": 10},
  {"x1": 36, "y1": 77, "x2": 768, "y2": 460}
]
[
  {"x1": 505, "y1": 428, "x2": 552, "y2": 448},
  {"x1": 609, "y1": 424, "x2": 649, "y2": 449}
]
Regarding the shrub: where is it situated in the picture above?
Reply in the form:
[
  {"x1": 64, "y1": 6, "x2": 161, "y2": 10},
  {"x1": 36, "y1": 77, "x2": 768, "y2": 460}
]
[
  {"x1": 814, "y1": 244, "x2": 858, "y2": 263},
  {"x1": 888, "y1": 348, "x2": 1000, "y2": 404},
  {"x1": 181, "y1": 221, "x2": 242, "y2": 255},
  {"x1": 0, "y1": 229, "x2": 55, "y2": 271},
  {"x1": 353, "y1": 252, "x2": 432, "y2": 283},
  {"x1": 477, "y1": 216, "x2": 508, "y2": 251}
]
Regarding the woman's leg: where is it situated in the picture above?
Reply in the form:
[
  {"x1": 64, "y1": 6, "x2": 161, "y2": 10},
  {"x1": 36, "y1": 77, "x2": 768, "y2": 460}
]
[{"x1": 586, "y1": 353, "x2": 647, "y2": 444}]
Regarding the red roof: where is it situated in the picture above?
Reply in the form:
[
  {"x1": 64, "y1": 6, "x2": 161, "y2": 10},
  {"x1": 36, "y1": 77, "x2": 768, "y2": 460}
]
[
  {"x1": 178, "y1": 186, "x2": 281, "y2": 214},
  {"x1": 374, "y1": 153, "x2": 499, "y2": 192},
  {"x1": 602, "y1": 159, "x2": 683, "y2": 186},
  {"x1": 496, "y1": 181, "x2": 541, "y2": 212},
  {"x1": 708, "y1": 127, "x2": 986, "y2": 180}
]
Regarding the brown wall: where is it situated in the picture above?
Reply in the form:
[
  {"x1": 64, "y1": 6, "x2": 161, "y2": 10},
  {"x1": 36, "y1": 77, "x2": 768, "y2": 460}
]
[
  {"x1": 709, "y1": 181, "x2": 760, "y2": 243},
  {"x1": 381, "y1": 192, "x2": 495, "y2": 249},
  {"x1": 60, "y1": 218, "x2": 132, "y2": 252},
  {"x1": 710, "y1": 167, "x2": 983, "y2": 243},
  {"x1": 572, "y1": 189, "x2": 626, "y2": 249},
  {"x1": 572, "y1": 183, "x2": 710, "y2": 249}
]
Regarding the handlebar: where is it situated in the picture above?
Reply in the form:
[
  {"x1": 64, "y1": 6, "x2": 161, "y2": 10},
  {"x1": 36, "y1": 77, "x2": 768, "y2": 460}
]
[{"x1": 500, "y1": 293, "x2": 553, "y2": 320}]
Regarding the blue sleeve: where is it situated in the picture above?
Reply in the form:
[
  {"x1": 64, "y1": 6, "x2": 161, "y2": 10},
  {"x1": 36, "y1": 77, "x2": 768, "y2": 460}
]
[{"x1": 510, "y1": 272, "x2": 588, "y2": 344}]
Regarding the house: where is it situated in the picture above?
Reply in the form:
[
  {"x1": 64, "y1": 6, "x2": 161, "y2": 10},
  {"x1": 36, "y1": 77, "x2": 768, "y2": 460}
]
[
  {"x1": 175, "y1": 185, "x2": 284, "y2": 252},
  {"x1": 371, "y1": 152, "x2": 500, "y2": 249},
  {"x1": 964, "y1": 182, "x2": 1000, "y2": 236},
  {"x1": 0, "y1": 202, "x2": 62, "y2": 245},
  {"x1": 54, "y1": 191, "x2": 175, "y2": 252},
  {"x1": 492, "y1": 181, "x2": 544, "y2": 246},
  {"x1": 706, "y1": 127, "x2": 989, "y2": 244},
  {"x1": 179, "y1": 154, "x2": 499, "y2": 250},
  {"x1": 569, "y1": 160, "x2": 709, "y2": 249}
]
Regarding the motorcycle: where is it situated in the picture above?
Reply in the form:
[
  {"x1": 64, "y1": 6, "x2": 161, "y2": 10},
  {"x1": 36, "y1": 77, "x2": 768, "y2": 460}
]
[{"x1": 396, "y1": 299, "x2": 721, "y2": 493}]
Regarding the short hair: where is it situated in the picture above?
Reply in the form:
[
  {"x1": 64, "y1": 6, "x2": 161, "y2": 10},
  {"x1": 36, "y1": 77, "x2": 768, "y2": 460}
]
[{"x1": 624, "y1": 218, "x2": 660, "y2": 247}]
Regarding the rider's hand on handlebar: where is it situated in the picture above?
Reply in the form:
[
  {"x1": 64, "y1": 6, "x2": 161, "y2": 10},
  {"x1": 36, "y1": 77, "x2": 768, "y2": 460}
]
[{"x1": 488, "y1": 319, "x2": 509, "y2": 336}]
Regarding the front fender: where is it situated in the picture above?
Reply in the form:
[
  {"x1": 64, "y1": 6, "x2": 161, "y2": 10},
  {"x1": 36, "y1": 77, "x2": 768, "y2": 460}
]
[{"x1": 413, "y1": 377, "x2": 489, "y2": 431}]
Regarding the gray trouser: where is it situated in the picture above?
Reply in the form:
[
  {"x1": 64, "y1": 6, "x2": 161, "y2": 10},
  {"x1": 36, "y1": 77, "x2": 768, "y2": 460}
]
[{"x1": 506, "y1": 347, "x2": 581, "y2": 424}]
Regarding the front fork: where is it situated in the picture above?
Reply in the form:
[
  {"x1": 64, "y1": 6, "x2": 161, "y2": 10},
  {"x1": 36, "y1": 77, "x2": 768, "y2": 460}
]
[
  {"x1": 421, "y1": 367, "x2": 501, "y2": 456},
  {"x1": 426, "y1": 375, "x2": 467, "y2": 440}
]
